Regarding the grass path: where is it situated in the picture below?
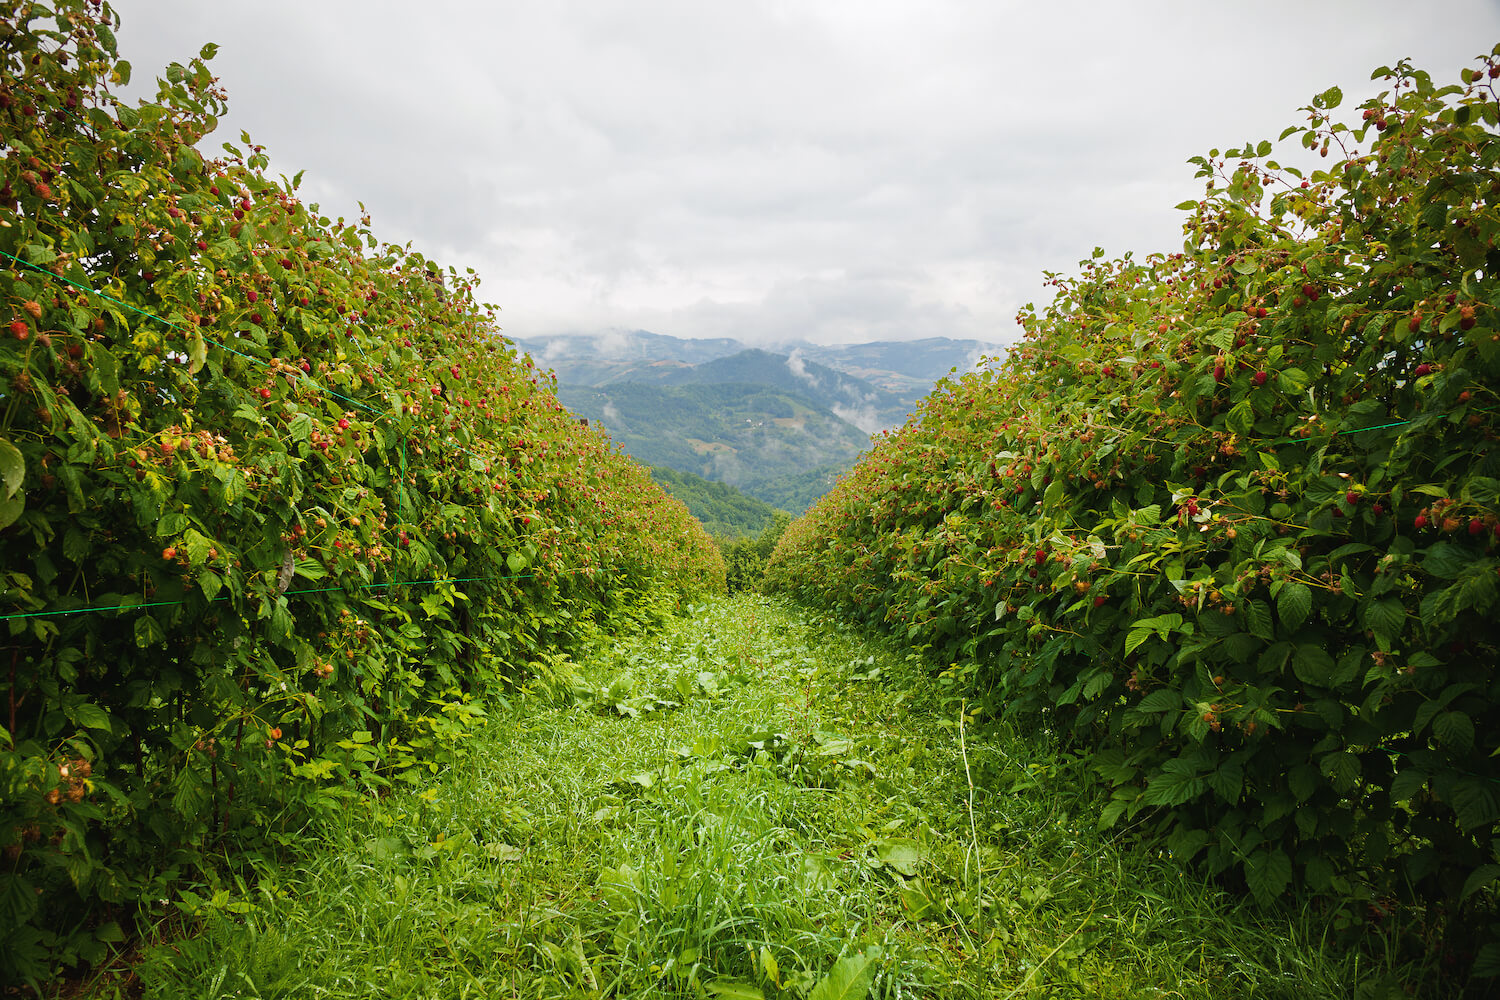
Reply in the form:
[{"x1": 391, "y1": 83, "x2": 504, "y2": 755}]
[{"x1": 88, "y1": 595, "x2": 1403, "y2": 998}]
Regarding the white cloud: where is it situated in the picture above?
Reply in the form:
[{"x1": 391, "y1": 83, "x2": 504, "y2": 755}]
[
  {"x1": 108, "y1": 0, "x2": 1500, "y2": 348},
  {"x1": 785, "y1": 348, "x2": 819, "y2": 387},
  {"x1": 832, "y1": 403, "x2": 884, "y2": 435}
]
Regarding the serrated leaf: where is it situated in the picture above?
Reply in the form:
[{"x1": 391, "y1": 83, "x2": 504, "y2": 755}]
[
  {"x1": 1460, "y1": 864, "x2": 1500, "y2": 902},
  {"x1": 0, "y1": 874, "x2": 39, "y2": 929},
  {"x1": 1142, "y1": 759, "x2": 1205, "y2": 806},
  {"x1": 1363, "y1": 597, "x2": 1406, "y2": 643},
  {"x1": 1390, "y1": 770, "x2": 1427, "y2": 803},
  {"x1": 1291, "y1": 645, "x2": 1335, "y2": 686},
  {"x1": 1423, "y1": 542, "x2": 1470, "y2": 580},
  {"x1": 69, "y1": 701, "x2": 112, "y2": 732},
  {"x1": 506, "y1": 551, "x2": 529, "y2": 574},
  {"x1": 1449, "y1": 778, "x2": 1500, "y2": 831},
  {"x1": 1433, "y1": 711, "x2": 1475, "y2": 752},
  {"x1": 134, "y1": 615, "x2": 165, "y2": 648},
  {"x1": 1304, "y1": 855, "x2": 1335, "y2": 891},
  {"x1": 1245, "y1": 600, "x2": 1275, "y2": 642},
  {"x1": 1245, "y1": 847, "x2": 1292, "y2": 904},
  {"x1": 1277, "y1": 582, "x2": 1312, "y2": 630},
  {"x1": 1136, "y1": 689, "x2": 1180, "y2": 712},
  {"x1": 1473, "y1": 942, "x2": 1500, "y2": 978},
  {"x1": 1321, "y1": 751, "x2": 1360, "y2": 793},
  {"x1": 1288, "y1": 763, "x2": 1320, "y2": 802}
]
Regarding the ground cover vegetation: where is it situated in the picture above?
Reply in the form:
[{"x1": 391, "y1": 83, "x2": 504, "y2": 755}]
[
  {"x1": 719, "y1": 510, "x2": 793, "y2": 594},
  {"x1": 0, "y1": 1, "x2": 722, "y2": 986},
  {"x1": 766, "y1": 55, "x2": 1500, "y2": 989},
  {"x1": 82, "y1": 596, "x2": 1424, "y2": 999}
]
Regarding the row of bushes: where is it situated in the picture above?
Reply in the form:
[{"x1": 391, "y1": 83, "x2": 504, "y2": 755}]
[
  {"x1": 0, "y1": 2, "x2": 722, "y2": 986},
  {"x1": 767, "y1": 55, "x2": 1500, "y2": 978}
]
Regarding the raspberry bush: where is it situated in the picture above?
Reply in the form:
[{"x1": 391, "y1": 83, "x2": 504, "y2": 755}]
[
  {"x1": 767, "y1": 53, "x2": 1500, "y2": 974},
  {"x1": 0, "y1": 1, "x2": 722, "y2": 984}
]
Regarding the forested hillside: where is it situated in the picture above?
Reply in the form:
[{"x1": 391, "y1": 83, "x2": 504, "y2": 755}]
[
  {"x1": 557, "y1": 382, "x2": 870, "y2": 512},
  {"x1": 649, "y1": 466, "x2": 787, "y2": 538}
]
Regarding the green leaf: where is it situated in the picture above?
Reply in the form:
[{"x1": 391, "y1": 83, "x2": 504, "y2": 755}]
[
  {"x1": 1136, "y1": 689, "x2": 1180, "y2": 712},
  {"x1": 134, "y1": 615, "x2": 165, "y2": 648},
  {"x1": 1433, "y1": 710, "x2": 1475, "y2": 752},
  {"x1": 1288, "y1": 764, "x2": 1320, "y2": 802},
  {"x1": 808, "y1": 948, "x2": 881, "y2": 1000},
  {"x1": 1277, "y1": 582, "x2": 1313, "y2": 630},
  {"x1": 188, "y1": 330, "x2": 207, "y2": 373},
  {"x1": 1460, "y1": 864, "x2": 1500, "y2": 902},
  {"x1": 1321, "y1": 751, "x2": 1360, "y2": 794},
  {"x1": 706, "y1": 984, "x2": 765, "y2": 1000},
  {"x1": 69, "y1": 701, "x2": 112, "y2": 732},
  {"x1": 1304, "y1": 855, "x2": 1335, "y2": 892},
  {"x1": 1449, "y1": 778, "x2": 1500, "y2": 831},
  {"x1": 1227, "y1": 400, "x2": 1254, "y2": 435},
  {"x1": 1245, "y1": 847, "x2": 1292, "y2": 904},
  {"x1": 1291, "y1": 645, "x2": 1335, "y2": 686},
  {"x1": 1142, "y1": 759, "x2": 1205, "y2": 806},
  {"x1": 1245, "y1": 600, "x2": 1274, "y2": 642},
  {"x1": 1473, "y1": 942, "x2": 1500, "y2": 978},
  {"x1": 0, "y1": 874, "x2": 39, "y2": 929},
  {"x1": 506, "y1": 551, "x2": 529, "y2": 575},
  {"x1": 0, "y1": 494, "x2": 22, "y2": 531},
  {"x1": 1390, "y1": 770, "x2": 1427, "y2": 803},
  {"x1": 288, "y1": 413, "x2": 313, "y2": 441},
  {"x1": 0, "y1": 439, "x2": 22, "y2": 499},
  {"x1": 1423, "y1": 542, "x2": 1470, "y2": 580},
  {"x1": 156, "y1": 511, "x2": 188, "y2": 537},
  {"x1": 1363, "y1": 597, "x2": 1406, "y2": 644},
  {"x1": 1319, "y1": 85, "x2": 1343, "y2": 109},
  {"x1": 874, "y1": 837, "x2": 921, "y2": 876}
]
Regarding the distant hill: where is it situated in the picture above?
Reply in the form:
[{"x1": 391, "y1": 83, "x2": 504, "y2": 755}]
[
  {"x1": 651, "y1": 349, "x2": 909, "y2": 433},
  {"x1": 787, "y1": 338, "x2": 1002, "y2": 398},
  {"x1": 518, "y1": 330, "x2": 1001, "y2": 514},
  {"x1": 648, "y1": 466, "x2": 786, "y2": 538},
  {"x1": 556, "y1": 382, "x2": 870, "y2": 513},
  {"x1": 513, "y1": 332, "x2": 1001, "y2": 409}
]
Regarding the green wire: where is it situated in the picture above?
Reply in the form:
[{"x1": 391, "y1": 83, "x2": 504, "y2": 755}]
[{"x1": 0, "y1": 574, "x2": 536, "y2": 622}]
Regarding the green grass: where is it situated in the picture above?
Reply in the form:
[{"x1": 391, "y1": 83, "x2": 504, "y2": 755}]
[{"x1": 80, "y1": 595, "x2": 1436, "y2": 998}]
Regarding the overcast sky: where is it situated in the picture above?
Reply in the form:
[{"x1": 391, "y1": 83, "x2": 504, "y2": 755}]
[{"x1": 107, "y1": 1, "x2": 1499, "y2": 347}]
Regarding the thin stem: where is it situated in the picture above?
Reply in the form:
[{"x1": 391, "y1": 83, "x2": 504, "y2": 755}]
[{"x1": 958, "y1": 699, "x2": 985, "y2": 953}]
